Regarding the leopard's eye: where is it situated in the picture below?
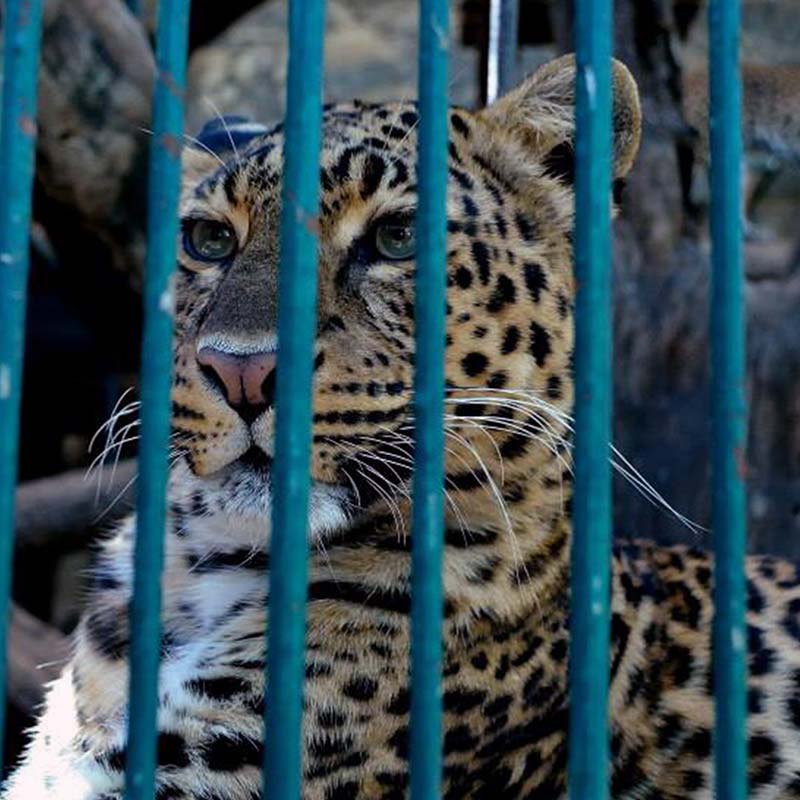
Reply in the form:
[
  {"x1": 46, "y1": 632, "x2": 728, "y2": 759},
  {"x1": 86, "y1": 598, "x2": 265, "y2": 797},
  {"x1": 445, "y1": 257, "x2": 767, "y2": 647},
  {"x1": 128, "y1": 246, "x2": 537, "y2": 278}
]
[
  {"x1": 374, "y1": 221, "x2": 416, "y2": 260},
  {"x1": 183, "y1": 219, "x2": 237, "y2": 263}
]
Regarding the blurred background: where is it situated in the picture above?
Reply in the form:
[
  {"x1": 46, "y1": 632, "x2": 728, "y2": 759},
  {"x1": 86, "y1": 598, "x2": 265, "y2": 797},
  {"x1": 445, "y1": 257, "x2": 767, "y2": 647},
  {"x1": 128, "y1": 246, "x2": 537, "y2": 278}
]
[{"x1": 2, "y1": 0, "x2": 799, "y2": 770}]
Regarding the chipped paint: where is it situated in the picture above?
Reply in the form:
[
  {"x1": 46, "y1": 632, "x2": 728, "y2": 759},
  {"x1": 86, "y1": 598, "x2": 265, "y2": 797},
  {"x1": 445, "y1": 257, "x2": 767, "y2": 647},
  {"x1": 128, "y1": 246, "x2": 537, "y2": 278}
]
[
  {"x1": 0, "y1": 365, "x2": 10, "y2": 399},
  {"x1": 583, "y1": 66, "x2": 597, "y2": 111},
  {"x1": 18, "y1": 115, "x2": 36, "y2": 136},
  {"x1": 161, "y1": 132, "x2": 181, "y2": 158},
  {"x1": 159, "y1": 68, "x2": 185, "y2": 101},
  {"x1": 734, "y1": 445, "x2": 749, "y2": 480},
  {"x1": 159, "y1": 274, "x2": 176, "y2": 316}
]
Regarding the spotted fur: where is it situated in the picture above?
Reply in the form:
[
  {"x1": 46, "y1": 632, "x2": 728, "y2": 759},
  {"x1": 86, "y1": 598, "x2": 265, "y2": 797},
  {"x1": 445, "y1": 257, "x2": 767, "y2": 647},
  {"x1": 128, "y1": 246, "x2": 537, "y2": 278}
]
[
  {"x1": 5, "y1": 54, "x2": 800, "y2": 800},
  {"x1": 681, "y1": 63, "x2": 800, "y2": 230},
  {"x1": 684, "y1": 63, "x2": 800, "y2": 168}
]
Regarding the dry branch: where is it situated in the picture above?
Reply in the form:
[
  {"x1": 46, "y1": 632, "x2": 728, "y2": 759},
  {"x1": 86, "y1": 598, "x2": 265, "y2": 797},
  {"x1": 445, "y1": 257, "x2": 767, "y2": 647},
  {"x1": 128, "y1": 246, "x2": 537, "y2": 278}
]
[
  {"x1": 15, "y1": 461, "x2": 136, "y2": 549},
  {"x1": 8, "y1": 605, "x2": 70, "y2": 715}
]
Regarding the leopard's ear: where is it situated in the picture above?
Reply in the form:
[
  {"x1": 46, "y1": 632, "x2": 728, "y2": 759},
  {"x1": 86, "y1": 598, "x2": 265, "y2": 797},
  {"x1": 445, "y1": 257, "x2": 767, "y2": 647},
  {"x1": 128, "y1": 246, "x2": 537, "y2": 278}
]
[
  {"x1": 480, "y1": 54, "x2": 641, "y2": 181},
  {"x1": 193, "y1": 116, "x2": 269, "y2": 157},
  {"x1": 182, "y1": 116, "x2": 269, "y2": 183}
]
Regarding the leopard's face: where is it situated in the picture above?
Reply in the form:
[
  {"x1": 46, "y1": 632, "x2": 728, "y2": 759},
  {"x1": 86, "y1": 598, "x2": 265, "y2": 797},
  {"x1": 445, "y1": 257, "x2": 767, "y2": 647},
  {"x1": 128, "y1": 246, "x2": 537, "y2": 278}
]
[{"x1": 170, "y1": 55, "x2": 641, "y2": 545}]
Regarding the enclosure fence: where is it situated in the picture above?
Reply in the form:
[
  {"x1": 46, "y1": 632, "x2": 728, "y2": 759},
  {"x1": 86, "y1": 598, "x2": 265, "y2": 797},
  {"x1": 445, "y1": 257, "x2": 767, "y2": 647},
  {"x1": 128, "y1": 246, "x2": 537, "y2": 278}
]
[{"x1": 0, "y1": 0, "x2": 746, "y2": 797}]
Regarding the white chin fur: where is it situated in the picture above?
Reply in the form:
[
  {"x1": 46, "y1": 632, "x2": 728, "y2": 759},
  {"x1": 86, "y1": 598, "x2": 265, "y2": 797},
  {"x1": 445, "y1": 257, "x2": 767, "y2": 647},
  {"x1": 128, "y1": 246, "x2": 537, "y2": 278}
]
[
  {"x1": 307, "y1": 484, "x2": 352, "y2": 541},
  {"x1": 170, "y1": 458, "x2": 351, "y2": 546}
]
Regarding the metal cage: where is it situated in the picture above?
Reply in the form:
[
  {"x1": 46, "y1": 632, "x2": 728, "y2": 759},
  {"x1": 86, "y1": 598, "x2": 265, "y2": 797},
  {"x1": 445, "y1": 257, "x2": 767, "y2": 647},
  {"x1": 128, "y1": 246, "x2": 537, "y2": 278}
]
[{"x1": 0, "y1": 0, "x2": 746, "y2": 797}]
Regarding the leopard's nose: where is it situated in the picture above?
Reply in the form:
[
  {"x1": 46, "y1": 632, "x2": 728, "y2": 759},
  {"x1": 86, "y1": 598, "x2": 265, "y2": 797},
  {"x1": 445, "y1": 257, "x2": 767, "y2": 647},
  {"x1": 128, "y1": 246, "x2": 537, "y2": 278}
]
[{"x1": 197, "y1": 347, "x2": 277, "y2": 423}]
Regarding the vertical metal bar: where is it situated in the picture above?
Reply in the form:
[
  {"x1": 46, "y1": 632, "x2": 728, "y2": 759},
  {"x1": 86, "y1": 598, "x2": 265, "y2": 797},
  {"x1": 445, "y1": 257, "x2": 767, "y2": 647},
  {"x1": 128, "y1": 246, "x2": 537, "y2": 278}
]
[
  {"x1": 0, "y1": 0, "x2": 44, "y2": 767},
  {"x1": 409, "y1": 0, "x2": 449, "y2": 797},
  {"x1": 568, "y1": 0, "x2": 613, "y2": 798},
  {"x1": 124, "y1": 0, "x2": 190, "y2": 797},
  {"x1": 708, "y1": 0, "x2": 747, "y2": 797},
  {"x1": 486, "y1": 0, "x2": 519, "y2": 103},
  {"x1": 263, "y1": 0, "x2": 326, "y2": 796}
]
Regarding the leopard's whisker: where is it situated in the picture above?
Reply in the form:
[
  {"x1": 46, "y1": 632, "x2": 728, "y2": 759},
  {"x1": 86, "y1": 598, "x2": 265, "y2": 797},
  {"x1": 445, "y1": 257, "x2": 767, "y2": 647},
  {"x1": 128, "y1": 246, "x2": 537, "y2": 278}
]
[
  {"x1": 90, "y1": 432, "x2": 198, "y2": 527},
  {"x1": 355, "y1": 446, "x2": 469, "y2": 537},
  {"x1": 354, "y1": 465, "x2": 407, "y2": 539},
  {"x1": 445, "y1": 413, "x2": 573, "y2": 476},
  {"x1": 347, "y1": 432, "x2": 473, "y2": 540},
  {"x1": 442, "y1": 427, "x2": 524, "y2": 576},
  {"x1": 379, "y1": 90, "x2": 413, "y2": 159},
  {"x1": 333, "y1": 443, "x2": 408, "y2": 537},
  {"x1": 447, "y1": 387, "x2": 704, "y2": 535},
  {"x1": 203, "y1": 97, "x2": 240, "y2": 164},
  {"x1": 86, "y1": 435, "x2": 141, "y2": 484},
  {"x1": 182, "y1": 132, "x2": 227, "y2": 169},
  {"x1": 88, "y1": 392, "x2": 141, "y2": 496},
  {"x1": 376, "y1": 423, "x2": 494, "y2": 507},
  {"x1": 88, "y1": 389, "x2": 137, "y2": 454},
  {"x1": 445, "y1": 416, "x2": 571, "y2": 514}
]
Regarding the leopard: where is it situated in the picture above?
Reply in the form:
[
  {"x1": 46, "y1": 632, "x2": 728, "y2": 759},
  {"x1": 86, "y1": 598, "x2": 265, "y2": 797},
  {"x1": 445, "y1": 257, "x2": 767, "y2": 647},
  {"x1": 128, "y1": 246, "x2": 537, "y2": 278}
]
[
  {"x1": 5, "y1": 53, "x2": 800, "y2": 800},
  {"x1": 680, "y1": 62, "x2": 800, "y2": 237}
]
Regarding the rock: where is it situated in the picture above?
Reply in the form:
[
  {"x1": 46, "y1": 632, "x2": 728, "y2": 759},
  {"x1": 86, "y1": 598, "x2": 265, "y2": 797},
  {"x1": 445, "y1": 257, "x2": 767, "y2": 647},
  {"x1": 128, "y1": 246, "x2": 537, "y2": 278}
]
[
  {"x1": 185, "y1": 0, "x2": 558, "y2": 133},
  {"x1": 187, "y1": 0, "x2": 473, "y2": 132}
]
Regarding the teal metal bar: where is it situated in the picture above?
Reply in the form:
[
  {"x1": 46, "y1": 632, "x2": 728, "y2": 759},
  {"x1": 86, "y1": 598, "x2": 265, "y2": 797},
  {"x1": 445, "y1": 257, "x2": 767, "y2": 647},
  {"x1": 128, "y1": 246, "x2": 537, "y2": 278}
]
[
  {"x1": 124, "y1": 0, "x2": 191, "y2": 797},
  {"x1": 568, "y1": 0, "x2": 613, "y2": 798},
  {"x1": 263, "y1": 0, "x2": 326, "y2": 796},
  {"x1": 0, "y1": 0, "x2": 44, "y2": 767},
  {"x1": 486, "y1": 0, "x2": 519, "y2": 103},
  {"x1": 409, "y1": 0, "x2": 449, "y2": 797},
  {"x1": 708, "y1": 0, "x2": 748, "y2": 797}
]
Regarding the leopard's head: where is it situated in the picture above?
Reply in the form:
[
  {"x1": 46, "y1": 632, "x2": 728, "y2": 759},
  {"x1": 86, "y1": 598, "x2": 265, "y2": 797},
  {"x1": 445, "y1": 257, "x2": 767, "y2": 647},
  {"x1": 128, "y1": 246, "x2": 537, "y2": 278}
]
[{"x1": 170, "y1": 54, "x2": 641, "y2": 552}]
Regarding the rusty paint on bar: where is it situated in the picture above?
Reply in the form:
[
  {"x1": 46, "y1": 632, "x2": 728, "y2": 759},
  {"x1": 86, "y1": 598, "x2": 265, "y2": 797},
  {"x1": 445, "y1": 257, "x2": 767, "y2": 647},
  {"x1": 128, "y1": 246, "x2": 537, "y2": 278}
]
[
  {"x1": 124, "y1": 1, "x2": 191, "y2": 797},
  {"x1": 0, "y1": 0, "x2": 45, "y2": 766}
]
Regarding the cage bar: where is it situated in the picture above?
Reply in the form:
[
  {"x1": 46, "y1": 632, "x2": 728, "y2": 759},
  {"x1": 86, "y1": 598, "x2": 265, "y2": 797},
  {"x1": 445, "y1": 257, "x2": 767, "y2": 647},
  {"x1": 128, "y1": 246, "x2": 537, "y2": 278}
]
[
  {"x1": 124, "y1": 1, "x2": 191, "y2": 797},
  {"x1": 262, "y1": 0, "x2": 327, "y2": 796},
  {"x1": 0, "y1": 0, "x2": 755, "y2": 796},
  {"x1": 568, "y1": 0, "x2": 614, "y2": 798},
  {"x1": 409, "y1": 0, "x2": 449, "y2": 797},
  {"x1": 708, "y1": 0, "x2": 748, "y2": 797},
  {"x1": 0, "y1": 0, "x2": 45, "y2": 766},
  {"x1": 486, "y1": 0, "x2": 519, "y2": 103}
]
